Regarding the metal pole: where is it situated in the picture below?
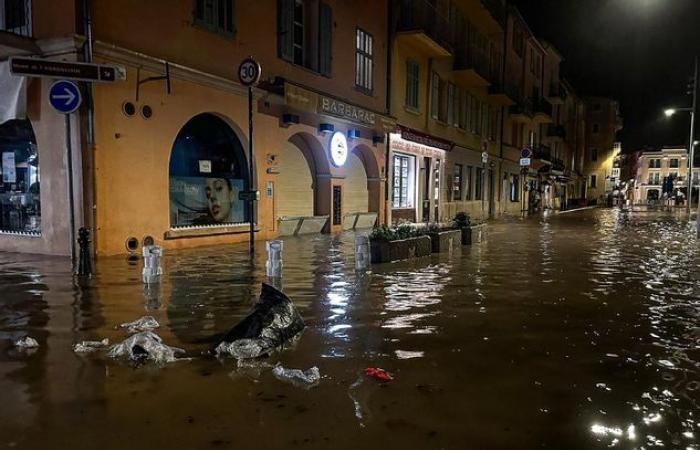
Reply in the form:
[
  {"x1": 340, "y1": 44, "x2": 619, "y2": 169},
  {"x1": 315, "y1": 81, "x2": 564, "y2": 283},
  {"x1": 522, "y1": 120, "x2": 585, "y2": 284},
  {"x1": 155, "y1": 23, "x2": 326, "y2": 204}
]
[
  {"x1": 481, "y1": 163, "x2": 485, "y2": 222},
  {"x1": 65, "y1": 114, "x2": 76, "y2": 272},
  {"x1": 248, "y1": 86, "x2": 255, "y2": 254},
  {"x1": 688, "y1": 56, "x2": 698, "y2": 214}
]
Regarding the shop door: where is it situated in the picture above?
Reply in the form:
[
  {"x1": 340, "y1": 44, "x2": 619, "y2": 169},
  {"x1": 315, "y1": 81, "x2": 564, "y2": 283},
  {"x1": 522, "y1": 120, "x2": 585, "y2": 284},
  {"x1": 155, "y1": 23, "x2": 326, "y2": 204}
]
[
  {"x1": 422, "y1": 157, "x2": 431, "y2": 222},
  {"x1": 433, "y1": 159, "x2": 441, "y2": 222},
  {"x1": 333, "y1": 186, "x2": 342, "y2": 226}
]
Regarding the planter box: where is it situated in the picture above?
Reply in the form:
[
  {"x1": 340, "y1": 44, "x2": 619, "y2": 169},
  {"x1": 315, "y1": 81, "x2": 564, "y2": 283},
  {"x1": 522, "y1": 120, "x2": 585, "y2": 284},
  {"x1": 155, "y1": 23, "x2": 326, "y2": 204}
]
[
  {"x1": 427, "y1": 229, "x2": 462, "y2": 253},
  {"x1": 342, "y1": 213, "x2": 358, "y2": 231},
  {"x1": 277, "y1": 217, "x2": 302, "y2": 236},
  {"x1": 355, "y1": 212, "x2": 378, "y2": 230},
  {"x1": 370, "y1": 235, "x2": 431, "y2": 263},
  {"x1": 461, "y1": 224, "x2": 487, "y2": 245},
  {"x1": 297, "y1": 216, "x2": 329, "y2": 235}
]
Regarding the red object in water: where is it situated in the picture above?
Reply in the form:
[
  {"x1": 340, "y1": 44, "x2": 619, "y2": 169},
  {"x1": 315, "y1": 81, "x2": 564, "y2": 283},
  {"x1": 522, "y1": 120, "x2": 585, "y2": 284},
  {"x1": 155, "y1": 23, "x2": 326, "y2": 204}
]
[{"x1": 364, "y1": 367, "x2": 393, "y2": 381}]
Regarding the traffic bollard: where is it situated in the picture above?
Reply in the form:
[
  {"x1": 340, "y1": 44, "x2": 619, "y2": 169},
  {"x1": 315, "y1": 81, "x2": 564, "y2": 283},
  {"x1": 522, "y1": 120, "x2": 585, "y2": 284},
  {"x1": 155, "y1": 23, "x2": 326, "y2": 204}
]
[
  {"x1": 266, "y1": 240, "x2": 283, "y2": 289},
  {"x1": 77, "y1": 227, "x2": 92, "y2": 276},
  {"x1": 354, "y1": 234, "x2": 371, "y2": 272},
  {"x1": 142, "y1": 245, "x2": 163, "y2": 284}
]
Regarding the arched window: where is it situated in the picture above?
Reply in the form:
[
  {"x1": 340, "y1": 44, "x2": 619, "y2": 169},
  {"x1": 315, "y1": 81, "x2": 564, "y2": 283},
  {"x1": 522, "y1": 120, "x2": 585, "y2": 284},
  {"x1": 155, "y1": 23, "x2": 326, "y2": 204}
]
[
  {"x1": 0, "y1": 119, "x2": 40, "y2": 234},
  {"x1": 169, "y1": 114, "x2": 248, "y2": 227}
]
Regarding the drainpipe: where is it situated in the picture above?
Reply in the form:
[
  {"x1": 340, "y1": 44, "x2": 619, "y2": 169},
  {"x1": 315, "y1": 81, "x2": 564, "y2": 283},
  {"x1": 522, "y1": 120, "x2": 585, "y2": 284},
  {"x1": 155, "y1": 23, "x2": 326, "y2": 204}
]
[
  {"x1": 82, "y1": 0, "x2": 97, "y2": 257},
  {"x1": 385, "y1": 0, "x2": 393, "y2": 226}
]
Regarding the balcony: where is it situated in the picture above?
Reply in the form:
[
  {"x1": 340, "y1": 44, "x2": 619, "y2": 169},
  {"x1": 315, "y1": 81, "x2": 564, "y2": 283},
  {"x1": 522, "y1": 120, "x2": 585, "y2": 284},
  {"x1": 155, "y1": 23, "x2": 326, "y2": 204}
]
[
  {"x1": 546, "y1": 124, "x2": 566, "y2": 140},
  {"x1": 397, "y1": 0, "x2": 453, "y2": 57},
  {"x1": 509, "y1": 97, "x2": 533, "y2": 122},
  {"x1": 547, "y1": 82, "x2": 567, "y2": 105},
  {"x1": 532, "y1": 144, "x2": 552, "y2": 163},
  {"x1": 488, "y1": 82, "x2": 517, "y2": 106},
  {"x1": 551, "y1": 158, "x2": 566, "y2": 173},
  {"x1": 453, "y1": 46, "x2": 490, "y2": 87},
  {"x1": 533, "y1": 97, "x2": 553, "y2": 123},
  {"x1": 0, "y1": 0, "x2": 37, "y2": 58}
]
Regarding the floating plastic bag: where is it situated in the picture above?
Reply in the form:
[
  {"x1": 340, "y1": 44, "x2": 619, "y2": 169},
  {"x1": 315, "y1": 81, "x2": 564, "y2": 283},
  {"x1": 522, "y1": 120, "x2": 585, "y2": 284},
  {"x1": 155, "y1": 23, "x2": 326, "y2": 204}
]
[
  {"x1": 215, "y1": 283, "x2": 305, "y2": 359},
  {"x1": 13, "y1": 336, "x2": 39, "y2": 349},
  {"x1": 119, "y1": 316, "x2": 160, "y2": 333},
  {"x1": 73, "y1": 338, "x2": 109, "y2": 353},
  {"x1": 364, "y1": 367, "x2": 393, "y2": 381},
  {"x1": 272, "y1": 364, "x2": 320, "y2": 386},
  {"x1": 107, "y1": 331, "x2": 184, "y2": 364}
]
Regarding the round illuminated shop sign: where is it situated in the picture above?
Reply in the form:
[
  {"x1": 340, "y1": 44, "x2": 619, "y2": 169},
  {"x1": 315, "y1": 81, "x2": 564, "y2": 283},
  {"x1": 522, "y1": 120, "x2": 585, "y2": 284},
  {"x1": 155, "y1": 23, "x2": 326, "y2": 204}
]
[{"x1": 329, "y1": 131, "x2": 348, "y2": 167}]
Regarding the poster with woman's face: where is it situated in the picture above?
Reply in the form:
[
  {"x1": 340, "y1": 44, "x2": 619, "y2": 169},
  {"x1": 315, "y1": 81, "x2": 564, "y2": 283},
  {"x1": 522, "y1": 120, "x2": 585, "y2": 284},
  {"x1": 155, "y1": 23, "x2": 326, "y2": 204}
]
[{"x1": 170, "y1": 176, "x2": 245, "y2": 227}]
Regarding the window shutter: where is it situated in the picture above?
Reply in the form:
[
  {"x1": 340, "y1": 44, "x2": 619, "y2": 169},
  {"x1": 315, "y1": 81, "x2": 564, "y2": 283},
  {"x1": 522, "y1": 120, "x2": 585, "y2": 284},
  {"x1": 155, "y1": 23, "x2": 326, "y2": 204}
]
[
  {"x1": 277, "y1": 0, "x2": 294, "y2": 61},
  {"x1": 318, "y1": 2, "x2": 332, "y2": 76}
]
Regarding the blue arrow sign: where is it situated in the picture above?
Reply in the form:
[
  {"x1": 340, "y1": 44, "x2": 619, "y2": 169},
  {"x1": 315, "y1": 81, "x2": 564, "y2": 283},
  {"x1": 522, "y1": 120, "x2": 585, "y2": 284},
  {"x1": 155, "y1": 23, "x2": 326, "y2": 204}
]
[{"x1": 49, "y1": 80, "x2": 82, "y2": 114}]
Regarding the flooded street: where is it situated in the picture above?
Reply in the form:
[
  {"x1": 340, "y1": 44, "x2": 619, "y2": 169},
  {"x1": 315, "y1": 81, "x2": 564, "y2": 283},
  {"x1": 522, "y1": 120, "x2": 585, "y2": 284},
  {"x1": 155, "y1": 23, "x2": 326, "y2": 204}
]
[{"x1": 1, "y1": 208, "x2": 699, "y2": 449}]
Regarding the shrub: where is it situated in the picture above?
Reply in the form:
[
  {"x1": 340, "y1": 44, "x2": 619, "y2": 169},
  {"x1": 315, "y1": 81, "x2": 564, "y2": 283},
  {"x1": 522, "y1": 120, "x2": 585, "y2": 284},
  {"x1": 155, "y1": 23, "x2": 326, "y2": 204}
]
[
  {"x1": 454, "y1": 212, "x2": 471, "y2": 228},
  {"x1": 369, "y1": 224, "x2": 420, "y2": 242}
]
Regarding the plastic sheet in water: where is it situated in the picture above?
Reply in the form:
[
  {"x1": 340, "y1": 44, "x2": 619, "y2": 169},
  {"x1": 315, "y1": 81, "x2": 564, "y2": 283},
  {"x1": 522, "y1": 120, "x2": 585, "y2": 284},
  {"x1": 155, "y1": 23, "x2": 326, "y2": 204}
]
[
  {"x1": 13, "y1": 336, "x2": 39, "y2": 349},
  {"x1": 73, "y1": 338, "x2": 109, "y2": 353},
  {"x1": 119, "y1": 316, "x2": 160, "y2": 333},
  {"x1": 215, "y1": 283, "x2": 305, "y2": 359},
  {"x1": 107, "y1": 331, "x2": 184, "y2": 365},
  {"x1": 272, "y1": 364, "x2": 320, "y2": 387}
]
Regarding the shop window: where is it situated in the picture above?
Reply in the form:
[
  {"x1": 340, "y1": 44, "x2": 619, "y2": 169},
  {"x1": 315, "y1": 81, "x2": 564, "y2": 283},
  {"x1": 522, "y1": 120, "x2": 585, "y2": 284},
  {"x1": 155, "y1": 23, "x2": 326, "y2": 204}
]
[
  {"x1": 169, "y1": 113, "x2": 249, "y2": 228},
  {"x1": 0, "y1": 119, "x2": 40, "y2": 234},
  {"x1": 405, "y1": 59, "x2": 419, "y2": 110},
  {"x1": 453, "y1": 164, "x2": 463, "y2": 201},
  {"x1": 277, "y1": 0, "x2": 332, "y2": 76},
  {"x1": 475, "y1": 167, "x2": 483, "y2": 200},
  {"x1": 355, "y1": 28, "x2": 374, "y2": 93},
  {"x1": 194, "y1": 0, "x2": 235, "y2": 36},
  {"x1": 392, "y1": 153, "x2": 415, "y2": 209}
]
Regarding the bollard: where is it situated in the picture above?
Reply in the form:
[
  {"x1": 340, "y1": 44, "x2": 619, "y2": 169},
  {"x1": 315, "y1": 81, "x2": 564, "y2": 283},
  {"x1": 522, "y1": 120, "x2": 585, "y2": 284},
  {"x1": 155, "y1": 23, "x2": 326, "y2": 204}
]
[
  {"x1": 354, "y1": 234, "x2": 371, "y2": 272},
  {"x1": 266, "y1": 240, "x2": 283, "y2": 289},
  {"x1": 142, "y1": 245, "x2": 163, "y2": 284},
  {"x1": 77, "y1": 227, "x2": 92, "y2": 276}
]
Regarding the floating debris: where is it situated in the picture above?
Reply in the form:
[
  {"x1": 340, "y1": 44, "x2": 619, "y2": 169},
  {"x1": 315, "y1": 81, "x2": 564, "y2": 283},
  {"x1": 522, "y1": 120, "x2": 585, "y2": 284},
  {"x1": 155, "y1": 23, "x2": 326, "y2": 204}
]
[
  {"x1": 272, "y1": 364, "x2": 320, "y2": 386},
  {"x1": 13, "y1": 336, "x2": 39, "y2": 349},
  {"x1": 73, "y1": 338, "x2": 110, "y2": 353},
  {"x1": 108, "y1": 331, "x2": 184, "y2": 364},
  {"x1": 119, "y1": 316, "x2": 160, "y2": 333}
]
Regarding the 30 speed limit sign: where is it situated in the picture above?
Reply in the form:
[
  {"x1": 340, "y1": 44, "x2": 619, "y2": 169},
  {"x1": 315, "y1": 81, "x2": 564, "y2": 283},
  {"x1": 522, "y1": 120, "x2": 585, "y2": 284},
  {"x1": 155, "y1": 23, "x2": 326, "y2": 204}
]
[{"x1": 238, "y1": 57, "x2": 261, "y2": 86}]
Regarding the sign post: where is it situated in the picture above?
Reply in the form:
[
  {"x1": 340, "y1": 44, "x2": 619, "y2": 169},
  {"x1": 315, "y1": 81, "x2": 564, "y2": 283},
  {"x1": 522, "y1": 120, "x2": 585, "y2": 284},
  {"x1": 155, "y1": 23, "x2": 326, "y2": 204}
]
[
  {"x1": 520, "y1": 148, "x2": 532, "y2": 214},
  {"x1": 238, "y1": 57, "x2": 262, "y2": 255},
  {"x1": 481, "y1": 149, "x2": 488, "y2": 222}
]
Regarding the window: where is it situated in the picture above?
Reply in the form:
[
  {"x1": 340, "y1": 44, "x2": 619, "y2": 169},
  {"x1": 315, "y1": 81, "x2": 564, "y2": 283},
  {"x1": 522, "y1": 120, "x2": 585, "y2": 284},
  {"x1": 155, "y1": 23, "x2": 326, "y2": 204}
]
[
  {"x1": 590, "y1": 175, "x2": 597, "y2": 188},
  {"x1": 648, "y1": 173, "x2": 660, "y2": 185},
  {"x1": 591, "y1": 148, "x2": 598, "y2": 162},
  {"x1": 513, "y1": 27, "x2": 524, "y2": 58},
  {"x1": 465, "y1": 166, "x2": 473, "y2": 200},
  {"x1": 355, "y1": 28, "x2": 374, "y2": 93},
  {"x1": 392, "y1": 153, "x2": 415, "y2": 209},
  {"x1": 1, "y1": 0, "x2": 31, "y2": 34},
  {"x1": 430, "y1": 72, "x2": 440, "y2": 120},
  {"x1": 470, "y1": 95, "x2": 481, "y2": 134},
  {"x1": 0, "y1": 119, "x2": 40, "y2": 234},
  {"x1": 592, "y1": 123, "x2": 600, "y2": 134},
  {"x1": 475, "y1": 167, "x2": 483, "y2": 200},
  {"x1": 194, "y1": 0, "x2": 235, "y2": 36},
  {"x1": 458, "y1": 90, "x2": 468, "y2": 130},
  {"x1": 405, "y1": 59, "x2": 419, "y2": 110},
  {"x1": 447, "y1": 83, "x2": 459, "y2": 127},
  {"x1": 510, "y1": 174, "x2": 519, "y2": 202},
  {"x1": 670, "y1": 158, "x2": 679, "y2": 168},
  {"x1": 529, "y1": 48, "x2": 535, "y2": 74},
  {"x1": 169, "y1": 113, "x2": 249, "y2": 227},
  {"x1": 277, "y1": 0, "x2": 332, "y2": 76},
  {"x1": 648, "y1": 158, "x2": 661, "y2": 169},
  {"x1": 453, "y1": 164, "x2": 463, "y2": 200}
]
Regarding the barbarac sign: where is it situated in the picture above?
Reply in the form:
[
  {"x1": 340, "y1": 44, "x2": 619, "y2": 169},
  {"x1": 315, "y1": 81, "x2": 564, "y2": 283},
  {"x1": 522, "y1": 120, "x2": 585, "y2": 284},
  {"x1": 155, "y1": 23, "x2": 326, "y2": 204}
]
[{"x1": 319, "y1": 96, "x2": 376, "y2": 126}]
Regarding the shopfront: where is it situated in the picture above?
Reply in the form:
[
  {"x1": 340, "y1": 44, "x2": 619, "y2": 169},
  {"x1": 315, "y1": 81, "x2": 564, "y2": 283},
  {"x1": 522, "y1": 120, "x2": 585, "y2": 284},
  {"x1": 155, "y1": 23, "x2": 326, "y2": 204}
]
[{"x1": 389, "y1": 126, "x2": 450, "y2": 224}]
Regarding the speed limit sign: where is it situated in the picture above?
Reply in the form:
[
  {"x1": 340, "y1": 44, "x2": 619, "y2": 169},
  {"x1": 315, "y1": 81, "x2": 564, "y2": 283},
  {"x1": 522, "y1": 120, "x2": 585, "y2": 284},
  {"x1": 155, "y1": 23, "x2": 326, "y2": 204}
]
[{"x1": 238, "y1": 57, "x2": 261, "y2": 86}]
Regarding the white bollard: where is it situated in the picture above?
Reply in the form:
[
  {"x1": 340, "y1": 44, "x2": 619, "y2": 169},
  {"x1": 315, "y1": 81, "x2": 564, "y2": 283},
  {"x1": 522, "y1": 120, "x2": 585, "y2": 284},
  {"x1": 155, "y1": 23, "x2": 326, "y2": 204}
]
[
  {"x1": 142, "y1": 245, "x2": 163, "y2": 284},
  {"x1": 266, "y1": 240, "x2": 283, "y2": 288},
  {"x1": 354, "y1": 234, "x2": 371, "y2": 272}
]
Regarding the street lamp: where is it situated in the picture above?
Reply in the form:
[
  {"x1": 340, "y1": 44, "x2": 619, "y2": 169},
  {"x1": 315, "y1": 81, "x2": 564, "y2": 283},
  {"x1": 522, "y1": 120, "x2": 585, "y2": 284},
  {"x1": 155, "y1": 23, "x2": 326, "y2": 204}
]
[
  {"x1": 663, "y1": 105, "x2": 694, "y2": 213},
  {"x1": 665, "y1": 108, "x2": 678, "y2": 117}
]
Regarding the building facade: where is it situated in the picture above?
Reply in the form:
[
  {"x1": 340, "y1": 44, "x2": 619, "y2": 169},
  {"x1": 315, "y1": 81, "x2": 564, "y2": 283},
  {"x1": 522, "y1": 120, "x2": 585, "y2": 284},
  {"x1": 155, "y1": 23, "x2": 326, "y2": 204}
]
[
  {"x1": 582, "y1": 96, "x2": 623, "y2": 204},
  {"x1": 633, "y1": 147, "x2": 697, "y2": 205}
]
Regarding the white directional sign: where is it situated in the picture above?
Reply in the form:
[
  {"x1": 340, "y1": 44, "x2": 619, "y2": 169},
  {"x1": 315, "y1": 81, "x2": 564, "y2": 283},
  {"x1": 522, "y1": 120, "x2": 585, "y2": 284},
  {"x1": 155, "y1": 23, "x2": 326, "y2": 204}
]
[{"x1": 520, "y1": 157, "x2": 531, "y2": 167}]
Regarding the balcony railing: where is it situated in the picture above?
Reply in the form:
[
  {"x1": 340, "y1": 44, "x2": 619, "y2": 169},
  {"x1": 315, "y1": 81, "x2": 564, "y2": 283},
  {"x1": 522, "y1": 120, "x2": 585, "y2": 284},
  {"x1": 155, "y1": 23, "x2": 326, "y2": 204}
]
[
  {"x1": 1, "y1": 0, "x2": 32, "y2": 37},
  {"x1": 453, "y1": 45, "x2": 490, "y2": 81},
  {"x1": 533, "y1": 144, "x2": 552, "y2": 161},
  {"x1": 546, "y1": 124, "x2": 566, "y2": 139},
  {"x1": 398, "y1": 0, "x2": 453, "y2": 54}
]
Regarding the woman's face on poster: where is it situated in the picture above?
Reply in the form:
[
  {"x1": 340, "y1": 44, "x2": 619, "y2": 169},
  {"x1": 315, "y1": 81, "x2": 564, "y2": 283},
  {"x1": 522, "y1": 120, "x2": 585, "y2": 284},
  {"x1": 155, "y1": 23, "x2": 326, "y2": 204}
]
[{"x1": 205, "y1": 178, "x2": 235, "y2": 222}]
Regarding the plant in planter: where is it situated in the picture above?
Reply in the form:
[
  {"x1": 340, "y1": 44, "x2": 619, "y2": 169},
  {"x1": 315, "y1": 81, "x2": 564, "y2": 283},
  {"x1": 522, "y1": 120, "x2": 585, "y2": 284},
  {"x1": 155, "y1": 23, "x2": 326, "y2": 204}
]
[
  {"x1": 369, "y1": 224, "x2": 431, "y2": 263},
  {"x1": 453, "y1": 212, "x2": 485, "y2": 245},
  {"x1": 424, "y1": 222, "x2": 462, "y2": 253}
]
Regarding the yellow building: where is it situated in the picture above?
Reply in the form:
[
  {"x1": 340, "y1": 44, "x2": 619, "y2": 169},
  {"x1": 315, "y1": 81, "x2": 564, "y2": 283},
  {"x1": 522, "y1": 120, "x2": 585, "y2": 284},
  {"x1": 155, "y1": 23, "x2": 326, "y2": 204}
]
[
  {"x1": 583, "y1": 97, "x2": 623, "y2": 204},
  {"x1": 1, "y1": 0, "x2": 392, "y2": 256},
  {"x1": 634, "y1": 147, "x2": 695, "y2": 204}
]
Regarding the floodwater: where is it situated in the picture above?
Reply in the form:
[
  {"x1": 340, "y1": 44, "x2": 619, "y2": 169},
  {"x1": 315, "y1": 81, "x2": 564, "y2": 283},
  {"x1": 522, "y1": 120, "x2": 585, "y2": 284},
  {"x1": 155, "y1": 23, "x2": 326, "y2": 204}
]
[{"x1": 1, "y1": 208, "x2": 699, "y2": 449}]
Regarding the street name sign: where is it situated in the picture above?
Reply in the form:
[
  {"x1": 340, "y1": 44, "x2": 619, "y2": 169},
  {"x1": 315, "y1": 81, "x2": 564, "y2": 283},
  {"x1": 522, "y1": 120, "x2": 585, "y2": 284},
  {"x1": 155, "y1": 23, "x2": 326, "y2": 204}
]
[
  {"x1": 520, "y1": 157, "x2": 531, "y2": 167},
  {"x1": 9, "y1": 57, "x2": 123, "y2": 82},
  {"x1": 49, "y1": 80, "x2": 82, "y2": 114}
]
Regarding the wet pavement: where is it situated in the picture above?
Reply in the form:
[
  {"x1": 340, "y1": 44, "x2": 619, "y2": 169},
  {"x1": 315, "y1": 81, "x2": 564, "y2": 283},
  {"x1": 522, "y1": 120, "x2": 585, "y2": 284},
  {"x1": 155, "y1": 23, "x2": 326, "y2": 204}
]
[{"x1": 1, "y1": 208, "x2": 699, "y2": 449}]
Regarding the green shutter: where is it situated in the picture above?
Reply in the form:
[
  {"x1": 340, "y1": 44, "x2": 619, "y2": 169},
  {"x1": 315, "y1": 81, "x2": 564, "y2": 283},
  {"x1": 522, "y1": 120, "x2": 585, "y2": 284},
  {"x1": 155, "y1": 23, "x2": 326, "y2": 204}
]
[
  {"x1": 318, "y1": 2, "x2": 332, "y2": 76},
  {"x1": 278, "y1": 0, "x2": 294, "y2": 61}
]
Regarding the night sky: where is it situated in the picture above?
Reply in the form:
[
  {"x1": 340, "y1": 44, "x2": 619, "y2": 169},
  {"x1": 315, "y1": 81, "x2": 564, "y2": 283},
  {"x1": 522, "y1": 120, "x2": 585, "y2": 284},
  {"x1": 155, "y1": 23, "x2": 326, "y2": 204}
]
[{"x1": 511, "y1": 0, "x2": 700, "y2": 153}]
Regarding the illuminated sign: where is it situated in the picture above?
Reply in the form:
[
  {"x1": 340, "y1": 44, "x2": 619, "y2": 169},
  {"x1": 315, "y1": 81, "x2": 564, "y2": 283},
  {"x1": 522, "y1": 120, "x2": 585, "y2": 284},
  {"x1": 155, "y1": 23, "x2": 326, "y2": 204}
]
[{"x1": 329, "y1": 131, "x2": 348, "y2": 167}]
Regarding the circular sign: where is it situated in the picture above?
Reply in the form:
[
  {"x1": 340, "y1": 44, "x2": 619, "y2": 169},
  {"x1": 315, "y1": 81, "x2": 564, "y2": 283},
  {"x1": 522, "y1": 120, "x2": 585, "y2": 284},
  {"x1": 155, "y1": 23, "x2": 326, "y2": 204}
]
[
  {"x1": 481, "y1": 151, "x2": 489, "y2": 164},
  {"x1": 329, "y1": 131, "x2": 348, "y2": 167},
  {"x1": 49, "y1": 80, "x2": 82, "y2": 114},
  {"x1": 238, "y1": 58, "x2": 261, "y2": 86},
  {"x1": 520, "y1": 147, "x2": 533, "y2": 159}
]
